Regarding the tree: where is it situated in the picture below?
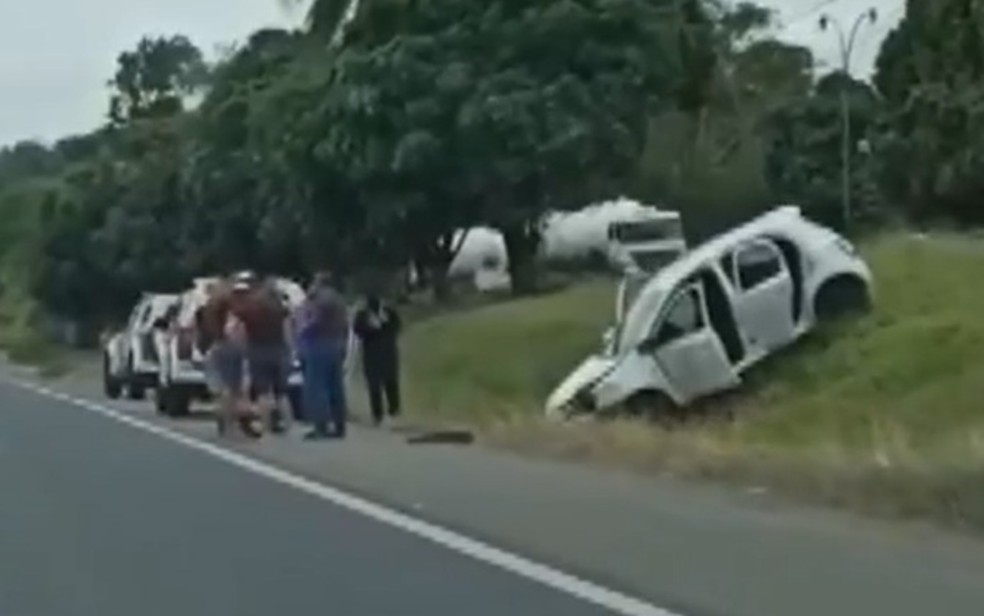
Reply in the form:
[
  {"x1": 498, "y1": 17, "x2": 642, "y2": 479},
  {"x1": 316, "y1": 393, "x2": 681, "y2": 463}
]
[
  {"x1": 320, "y1": 0, "x2": 703, "y2": 294},
  {"x1": 280, "y1": 0, "x2": 357, "y2": 43},
  {"x1": 186, "y1": 28, "x2": 321, "y2": 278},
  {"x1": 635, "y1": 3, "x2": 814, "y2": 238},
  {"x1": 871, "y1": 0, "x2": 984, "y2": 224},
  {"x1": 108, "y1": 35, "x2": 207, "y2": 125},
  {"x1": 763, "y1": 72, "x2": 881, "y2": 229},
  {"x1": 0, "y1": 141, "x2": 62, "y2": 185}
]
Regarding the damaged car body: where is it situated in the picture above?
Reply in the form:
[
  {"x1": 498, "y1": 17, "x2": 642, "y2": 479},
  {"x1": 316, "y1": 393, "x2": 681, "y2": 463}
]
[{"x1": 545, "y1": 206, "x2": 873, "y2": 420}]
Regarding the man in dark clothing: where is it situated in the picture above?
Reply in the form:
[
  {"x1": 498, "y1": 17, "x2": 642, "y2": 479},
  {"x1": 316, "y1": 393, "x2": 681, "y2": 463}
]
[{"x1": 353, "y1": 294, "x2": 401, "y2": 426}]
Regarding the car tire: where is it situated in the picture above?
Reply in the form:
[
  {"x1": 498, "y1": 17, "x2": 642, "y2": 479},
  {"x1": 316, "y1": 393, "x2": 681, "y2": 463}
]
[
  {"x1": 127, "y1": 384, "x2": 146, "y2": 401},
  {"x1": 158, "y1": 385, "x2": 190, "y2": 417},
  {"x1": 103, "y1": 354, "x2": 122, "y2": 400},
  {"x1": 124, "y1": 356, "x2": 146, "y2": 400},
  {"x1": 815, "y1": 276, "x2": 870, "y2": 322},
  {"x1": 623, "y1": 390, "x2": 676, "y2": 423}
]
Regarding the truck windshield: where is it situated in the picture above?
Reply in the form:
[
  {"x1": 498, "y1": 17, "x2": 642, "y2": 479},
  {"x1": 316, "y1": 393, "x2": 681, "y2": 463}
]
[{"x1": 609, "y1": 218, "x2": 683, "y2": 243}]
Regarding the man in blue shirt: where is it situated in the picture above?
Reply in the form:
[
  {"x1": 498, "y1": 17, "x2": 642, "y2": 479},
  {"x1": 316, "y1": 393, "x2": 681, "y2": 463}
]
[{"x1": 295, "y1": 271, "x2": 350, "y2": 440}]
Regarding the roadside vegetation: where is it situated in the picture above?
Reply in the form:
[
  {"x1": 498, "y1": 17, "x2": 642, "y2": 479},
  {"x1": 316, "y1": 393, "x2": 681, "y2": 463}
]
[
  {"x1": 2, "y1": 0, "x2": 984, "y2": 530},
  {"x1": 385, "y1": 233, "x2": 984, "y2": 532}
]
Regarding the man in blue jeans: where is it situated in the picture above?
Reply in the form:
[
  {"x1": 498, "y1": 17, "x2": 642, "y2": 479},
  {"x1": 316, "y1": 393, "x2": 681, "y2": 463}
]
[{"x1": 295, "y1": 271, "x2": 350, "y2": 440}]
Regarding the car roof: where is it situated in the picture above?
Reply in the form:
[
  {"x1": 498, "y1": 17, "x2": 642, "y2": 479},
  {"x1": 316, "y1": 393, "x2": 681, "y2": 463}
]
[{"x1": 643, "y1": 205, "x2": 831, "y2": 293}]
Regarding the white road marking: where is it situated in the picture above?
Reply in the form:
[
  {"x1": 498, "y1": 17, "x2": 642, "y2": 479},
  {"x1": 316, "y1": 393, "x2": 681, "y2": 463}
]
[{"x1": 11, "y1": 380, "x2": 682, "y2": 616}]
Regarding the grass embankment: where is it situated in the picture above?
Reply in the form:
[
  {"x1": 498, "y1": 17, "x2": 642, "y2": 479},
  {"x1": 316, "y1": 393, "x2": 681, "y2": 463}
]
[
  {"x1": 0, "y1": 292, "x2": 68, "y2": 378},
  {"x1": 390, "y1": 233, "x2": 984, "y2": 531}
]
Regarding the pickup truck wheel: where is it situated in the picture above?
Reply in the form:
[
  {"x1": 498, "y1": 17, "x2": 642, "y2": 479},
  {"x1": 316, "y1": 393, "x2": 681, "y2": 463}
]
[
  {"x1": 124, "y1": 356, "x2": 146, "y2": 400},
  {"x1": 157, "y1": 385, "x2": 190, "y2": 417},
  {"x1": 103, "y1": 354, "x2": 122, "y2": 399},
  {"x1": 126, "y1": 382, "x2": 146, "y2": 401},
  {"x1": 154, "y1": 383, "x2": 168, "y2": 414}
]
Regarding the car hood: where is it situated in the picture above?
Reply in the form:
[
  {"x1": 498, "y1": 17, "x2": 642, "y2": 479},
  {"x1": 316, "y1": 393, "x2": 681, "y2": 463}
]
[{"x1": 545, "y1": 355, "x2": 619, "y2": 419}]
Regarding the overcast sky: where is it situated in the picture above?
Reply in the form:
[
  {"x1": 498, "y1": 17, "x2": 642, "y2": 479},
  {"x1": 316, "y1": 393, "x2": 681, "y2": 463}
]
[{"x1": 0, "y1": 0, "x2": 904, "y2": 147}]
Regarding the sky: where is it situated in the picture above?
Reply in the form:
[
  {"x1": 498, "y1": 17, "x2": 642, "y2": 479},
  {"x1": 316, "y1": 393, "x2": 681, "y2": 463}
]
[{"x1": 0, "y1": 0, "x2": 905, "y2": 147}]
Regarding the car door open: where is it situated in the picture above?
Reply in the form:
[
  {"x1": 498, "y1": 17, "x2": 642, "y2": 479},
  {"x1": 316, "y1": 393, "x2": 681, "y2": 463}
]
[
  {"x1": 642, "y1": 283, "x2": 738, "y2": 403},
  {"x1": 731, "y1": 238, "x2": 796, "y2": 354}
]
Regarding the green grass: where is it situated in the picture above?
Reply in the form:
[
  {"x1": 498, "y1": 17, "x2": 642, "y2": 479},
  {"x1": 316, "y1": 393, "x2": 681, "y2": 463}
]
[
  {"x1": 0, "y1": 293, "x2": 69, "y2": 378},
  {"x1": 397, "y1": 278, "x2": 616, "y2": 425},
  {"x1": 385, "y1": 233, "x2": 984, "y2": 530},
  {"x1": 732, "y1": 233, "x2": 984, "y2": 454}
]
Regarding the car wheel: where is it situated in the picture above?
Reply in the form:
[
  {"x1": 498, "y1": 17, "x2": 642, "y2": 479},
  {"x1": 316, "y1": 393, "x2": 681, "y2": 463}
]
[
  {"x1": 124, "y1": 356, "x2": 146, "y2": 400},
  {"x1": 815, "y1": 276, "x2": 870, "y2": 322},
  {"x1": 103, "y1": 354, "x2": 122, "y2": 400},
  {"x1": 623, "y1": 390, "x2": 676, "y2": 423},
  {"x1": 126, "y1": 381, "x2": 146, "y2": 401},
  {"x1": 157, "y1": 385, "x2": 190, "y2": 417}
]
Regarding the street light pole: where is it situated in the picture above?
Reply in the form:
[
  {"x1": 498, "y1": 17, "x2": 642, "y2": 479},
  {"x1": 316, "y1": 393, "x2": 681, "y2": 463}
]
[{"x1": 819, "y1": 8, "x2": 877, "y2": 233}]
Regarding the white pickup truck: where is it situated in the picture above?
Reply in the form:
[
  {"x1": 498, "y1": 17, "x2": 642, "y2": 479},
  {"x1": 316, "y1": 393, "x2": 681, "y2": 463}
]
[
  {"x1": 153, "y1": 277, "x2": 308, "y2": 417},
  {"x1": 102, "y1": 293, "x2": 180, "y2": 400}
]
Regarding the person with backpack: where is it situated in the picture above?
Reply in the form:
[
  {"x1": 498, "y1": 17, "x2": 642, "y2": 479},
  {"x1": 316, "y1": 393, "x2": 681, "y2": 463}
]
[
  {"x1": 352, "y1": 293, "x2": 402, "y2": 426},
  {"x1": 295, "y1": 271, "x2": 350, "y2": 440}
]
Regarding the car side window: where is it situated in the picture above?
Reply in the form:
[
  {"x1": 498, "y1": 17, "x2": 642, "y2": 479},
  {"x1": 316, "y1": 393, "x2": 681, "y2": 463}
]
[
  {"x1": 128, "y1": 302, "x2": 147, "y2": 329},
  {"x1": 720, "y1": 254, "x2": 736, "y2": 285},
  {"x1": 138, "y1": 304, "x2": 153, "y2": 328},
  {"x1": 735, "y1": 241, "x2": 783, "y2": 290},
  {"x1": 650, "y1": 285, "x2": 705, "y2": 347}
]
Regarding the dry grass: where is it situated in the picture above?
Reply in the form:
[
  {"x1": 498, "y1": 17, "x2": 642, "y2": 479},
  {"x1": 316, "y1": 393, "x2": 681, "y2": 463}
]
[{"x1": 381, "y1": 232, "x2": 984, "y2": 530}]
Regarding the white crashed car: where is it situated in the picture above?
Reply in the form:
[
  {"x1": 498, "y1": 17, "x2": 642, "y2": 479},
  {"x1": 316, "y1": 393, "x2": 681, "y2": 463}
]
[
  {"x1": 103, "y1": 293, "x2": 180, "y2": 400},
  {"x1": 545, "y1": 206, "x2": 873, "y2": 419}
]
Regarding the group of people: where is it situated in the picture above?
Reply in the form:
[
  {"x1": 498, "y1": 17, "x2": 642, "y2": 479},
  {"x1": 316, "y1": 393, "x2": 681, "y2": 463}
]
[{"x1": 194, "y1": 270, "x2": 402, "y2": 441}]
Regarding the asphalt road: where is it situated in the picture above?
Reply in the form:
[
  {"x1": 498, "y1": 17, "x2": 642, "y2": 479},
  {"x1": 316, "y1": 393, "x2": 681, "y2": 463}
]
[{"x1": 0, "y1": 381, "x2": 647, "y2": 616}]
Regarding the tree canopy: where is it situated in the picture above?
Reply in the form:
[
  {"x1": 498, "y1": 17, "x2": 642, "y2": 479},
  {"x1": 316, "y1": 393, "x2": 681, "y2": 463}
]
[{"x1": 0, "y1": 1, "x2": 977, "y2": 334}]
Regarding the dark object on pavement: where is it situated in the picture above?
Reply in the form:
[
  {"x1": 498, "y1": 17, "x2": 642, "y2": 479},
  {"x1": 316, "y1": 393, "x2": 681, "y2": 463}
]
[{"x1": 406, "y1": 430, "x2": 475, "y2": 445}]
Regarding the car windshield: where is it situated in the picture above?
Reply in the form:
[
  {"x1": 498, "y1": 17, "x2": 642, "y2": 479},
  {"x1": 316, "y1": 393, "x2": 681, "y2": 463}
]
[{"x1": 611, "y1": 282, "x2": 663, "y2": 356}]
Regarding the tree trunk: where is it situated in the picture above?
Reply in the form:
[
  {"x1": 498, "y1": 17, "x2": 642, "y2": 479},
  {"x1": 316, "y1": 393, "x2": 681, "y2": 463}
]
[
  {"x1": 500, "y1": 222, "x2": 541, "y2": 296},
  {"x1": 415, "y1": 230, "x2": 470, "y2": 303},
  {"x1": 430, "y1": 267, "x2": 451, "y2": 302},
  {"x1": 411, "y1": 251, "x2": 431, "y2": 290}
]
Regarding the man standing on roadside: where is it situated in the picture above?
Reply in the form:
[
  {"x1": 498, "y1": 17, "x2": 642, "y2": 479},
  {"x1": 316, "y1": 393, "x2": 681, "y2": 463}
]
[
  {"x1": 295, "y1": 271, "x2": 350, "y2": 440},
  {"x1": 241, "y1": 276, "x2": 292, "y2": 435},
  {"x1": 353, "y1": 293, "x2": 402, "y2": 426},
  {"x1": 197, "y1": 273, "x2": 259, "y2": 439}
]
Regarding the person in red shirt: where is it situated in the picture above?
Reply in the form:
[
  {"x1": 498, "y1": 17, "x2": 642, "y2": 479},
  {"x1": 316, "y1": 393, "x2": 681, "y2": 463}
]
[
  {"x1": 240, "y1": 277, "x2": 292, "y2": 434},
  {"x1": 198, "y1": 274, "x2": 260, "y2": 438}
]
